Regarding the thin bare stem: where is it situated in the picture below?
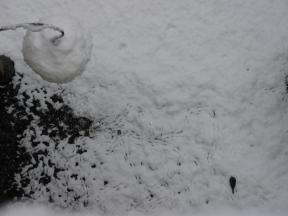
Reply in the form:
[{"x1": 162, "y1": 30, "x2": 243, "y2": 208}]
[{"x1": 0, "y1": 23, "x2": 64, "y2": 44}]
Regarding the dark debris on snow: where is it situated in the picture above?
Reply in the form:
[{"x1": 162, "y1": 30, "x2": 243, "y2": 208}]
[{"x1": 0, "y1": 57, "x2": 93, "y2": 205}]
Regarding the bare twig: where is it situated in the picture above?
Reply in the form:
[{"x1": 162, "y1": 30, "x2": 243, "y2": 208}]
[{"x1": 0, "y1": 23, "x2": 64, "y2": 44}]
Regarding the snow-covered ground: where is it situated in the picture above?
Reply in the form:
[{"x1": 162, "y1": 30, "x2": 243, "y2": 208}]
[
  {"x1": 1, "y1": 0, "x2": 288, "y2": 215},
  {"x1": 1, "y1": 203, "x2": 288, "y2": 216}
]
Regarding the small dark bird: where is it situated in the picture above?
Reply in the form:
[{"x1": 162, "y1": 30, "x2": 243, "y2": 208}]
[{"x1": 229, "y1": 176, "x2": 236, "y2": 194}]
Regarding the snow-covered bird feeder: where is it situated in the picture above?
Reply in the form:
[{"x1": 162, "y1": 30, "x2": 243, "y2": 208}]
[{"x1": 0, "y1": 15, "x2": 92, "y2": 83}]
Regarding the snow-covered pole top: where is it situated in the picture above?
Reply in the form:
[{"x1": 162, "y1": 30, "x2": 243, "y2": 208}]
[{"x1": 0, "y1": 23, "x2": 64, "y2": 44}]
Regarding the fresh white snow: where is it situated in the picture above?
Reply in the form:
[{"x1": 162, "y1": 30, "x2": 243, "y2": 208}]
[{"x1": 0, "y1": 0, "x2": 288, "y2": 215}]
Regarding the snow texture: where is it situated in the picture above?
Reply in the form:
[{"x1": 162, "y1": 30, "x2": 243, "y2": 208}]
[
  {"x1": 1, "y1": 203, "x2": 288, "y2": 216},
  {"x1": 22, "y1": 15, "x2": 92, "y2": 83},
  {"x1": 1, "y1": 0, "x2": 288, "y2": 215}
]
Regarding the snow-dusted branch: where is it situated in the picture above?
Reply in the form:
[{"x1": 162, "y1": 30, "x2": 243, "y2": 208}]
[{"x1": 0, "y1": 23, "x2": 64, "y2": 44}]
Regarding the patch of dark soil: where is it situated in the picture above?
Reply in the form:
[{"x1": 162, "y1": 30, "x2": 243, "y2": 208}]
[
  {"x1": 0, "y1": 67, "x2": 93, "y2": 205},
  {"x1": 0, "y1": 73, "x2": 31, "y2": 204}
]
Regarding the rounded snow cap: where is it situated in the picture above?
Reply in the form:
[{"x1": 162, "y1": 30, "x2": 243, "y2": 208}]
[{"x1": 22, "y1": 15, "x2": 92, "y2": 83}]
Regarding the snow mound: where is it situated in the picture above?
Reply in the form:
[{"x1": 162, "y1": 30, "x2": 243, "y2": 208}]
[{"x1": 22, "y1": 15, "x2": 92, "y2": 83}]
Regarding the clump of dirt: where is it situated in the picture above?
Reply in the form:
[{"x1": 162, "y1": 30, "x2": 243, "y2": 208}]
[
  {"x1": 0, "y1": 70, "x2": 93, "y2": 205},
  {"x1": 0, "y1": 55, "x2": 15, "y2": 86}
]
